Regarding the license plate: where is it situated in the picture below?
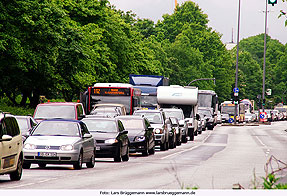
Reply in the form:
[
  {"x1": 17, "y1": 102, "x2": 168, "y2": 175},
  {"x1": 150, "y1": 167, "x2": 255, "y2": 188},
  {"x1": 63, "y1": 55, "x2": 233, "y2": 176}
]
[
  {"x1": 96, "y1": 146, "x2": 101, "y2": 151},
  {"x1": 38, "y1": 152, "x2": 57, "y2": 157}
]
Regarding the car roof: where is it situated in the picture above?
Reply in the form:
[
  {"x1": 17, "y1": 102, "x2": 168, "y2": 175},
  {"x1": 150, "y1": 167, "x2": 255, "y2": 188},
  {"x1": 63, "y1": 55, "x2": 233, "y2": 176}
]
[
  {"x1": 36, "y1": 102, "x2": 81, "y2": 106},
  {"x1": 135, "y1": 110, "x2": 162, "y2": 113},
  {"x1": 116, "y1": 115, "x2": 144, "y2": 120},
  {"x1": 95, "y1": 103, "x2": 125, "y2": 107},
  {"x1": 41, "y1": 119, "x2": 81, "y2": 123},
  {"x1": 161, "y1": 108, "x2": 183, "y2": 111},
  {"x1": 82, "y1": 117, "x2": 116, "y2": 121}
]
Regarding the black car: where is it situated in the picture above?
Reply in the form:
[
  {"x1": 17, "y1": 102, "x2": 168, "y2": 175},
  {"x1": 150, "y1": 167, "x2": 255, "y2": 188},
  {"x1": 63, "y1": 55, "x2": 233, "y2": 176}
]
[
  {"x1": 116, "y1": 116, "x2": 155, "y2": 156},
  {"x1": 169, "y1": 117, "x2": 182, "y2": 146},
  {"x1": 82, "y1": 117, "x2": 129, "y2": 162},
  {"x1": 134, "y1": 110, "x2": 170, "y2": 151}
]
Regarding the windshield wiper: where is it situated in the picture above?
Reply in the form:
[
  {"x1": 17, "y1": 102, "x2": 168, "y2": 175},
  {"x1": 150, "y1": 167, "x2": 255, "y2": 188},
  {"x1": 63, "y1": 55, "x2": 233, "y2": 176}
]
[{"x1": 93, "y1": 130, "x2": 107, "y2": 133}]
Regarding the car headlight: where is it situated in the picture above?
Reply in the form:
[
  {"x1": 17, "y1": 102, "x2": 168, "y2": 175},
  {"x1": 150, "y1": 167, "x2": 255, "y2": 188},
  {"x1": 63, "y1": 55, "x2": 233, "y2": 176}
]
[
  {"x1": 135, "y1": 136, "x2": 145, "y2": 142},
  {"x1": 24, "y1": 143, "x2": 36, "y2": 150},
  {"x1": 60, "y1": 144, "x2": 74, "y2": 151},
  {"x1": 154, "y1": 128, "x2": 163, "y2": 134},
  {"x1": 105, "y1": 139, "x2": 118, "y2": 144}
]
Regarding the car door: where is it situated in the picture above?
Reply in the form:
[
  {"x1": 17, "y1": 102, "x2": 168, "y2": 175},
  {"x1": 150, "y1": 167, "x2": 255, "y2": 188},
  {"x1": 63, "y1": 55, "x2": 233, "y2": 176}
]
[
  {"x1": 80, "y1": 123, "x2": 93, "y2": 161},
  {"x1": 144, "y1": 118, "x2": 154, "y2": 148},
  {"x1": 117, "y1": 120, "x2": 128, "y2": 156},
  {"x1": 1, "y1": 117, "x2": 21, "y2": 171},
  {"x1": 0, "y1": 118, "x2": 11, "y2": 172}
]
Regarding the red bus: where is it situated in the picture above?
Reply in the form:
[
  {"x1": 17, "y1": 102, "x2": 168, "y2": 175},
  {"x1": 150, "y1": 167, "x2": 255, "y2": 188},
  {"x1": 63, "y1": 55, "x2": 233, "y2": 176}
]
[{"x1": 81, "y1": 83, "x2": 141, "y2": 115}]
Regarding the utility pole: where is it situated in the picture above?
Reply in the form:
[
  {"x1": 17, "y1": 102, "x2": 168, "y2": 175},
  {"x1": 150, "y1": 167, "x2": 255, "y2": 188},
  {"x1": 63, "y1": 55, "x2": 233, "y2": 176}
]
[{"x1": 175, "y1": 0, "x2": 178, "y2": 10}]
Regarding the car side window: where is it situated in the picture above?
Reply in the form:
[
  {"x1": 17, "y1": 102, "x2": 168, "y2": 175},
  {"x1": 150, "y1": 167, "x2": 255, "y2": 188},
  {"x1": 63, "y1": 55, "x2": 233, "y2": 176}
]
[
  {"x1": 0, "y1": 119, "x2": 7, "y2": 137},
  {"x1": 166, "y1": 119, "x2": 172, "y2": 130},
  {"x1": 118, "y1": 121, "x2": 124, "y2": 132},
  {"x1": 80, "y1": 123, "x2": 89, "y2": 136},
  {"x1": 144, "y1": 118, "x2": 150, "y2": 129}
]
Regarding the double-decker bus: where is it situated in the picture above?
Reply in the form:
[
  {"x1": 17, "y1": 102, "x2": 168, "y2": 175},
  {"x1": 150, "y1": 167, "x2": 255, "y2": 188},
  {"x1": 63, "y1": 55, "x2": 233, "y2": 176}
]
[{"x1": 81, "y1": 83, "x2": 141, "y2": 115}]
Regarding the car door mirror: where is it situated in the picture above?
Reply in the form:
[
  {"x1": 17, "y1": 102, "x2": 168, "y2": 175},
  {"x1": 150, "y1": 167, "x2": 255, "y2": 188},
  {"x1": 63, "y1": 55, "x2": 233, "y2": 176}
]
[
  {"x1": 78, "y1": 114, "x2": 85, "y2": 120},
  {"x1": 83, "y1": 133, "x2": 92, "y2": 138},
  {"x1": 196, "y1": 114, "x2": 200, "y2": 121},
  {"x1": 120, "y1": 130, "x2": 128, "y2": 135},
  {"x1": 0, "y1": 135, "x2": 12, "y2": 142}
]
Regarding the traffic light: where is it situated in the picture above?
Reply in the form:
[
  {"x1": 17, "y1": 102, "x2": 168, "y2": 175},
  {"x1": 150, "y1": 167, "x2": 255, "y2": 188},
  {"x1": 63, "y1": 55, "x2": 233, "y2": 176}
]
[{"x1": 268, "y1": 0, "x2": 277, "y2": 6}]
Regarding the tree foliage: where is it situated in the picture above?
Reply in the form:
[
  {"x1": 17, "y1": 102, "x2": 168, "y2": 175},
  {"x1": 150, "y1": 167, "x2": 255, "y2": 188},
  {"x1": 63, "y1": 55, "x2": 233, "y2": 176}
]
[{"x1": 0, "y1": 0, "x2": 247, "y2": 108}]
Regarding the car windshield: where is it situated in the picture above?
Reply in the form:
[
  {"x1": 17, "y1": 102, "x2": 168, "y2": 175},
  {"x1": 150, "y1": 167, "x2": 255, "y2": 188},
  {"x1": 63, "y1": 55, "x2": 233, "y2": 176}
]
[
  {"x1": 82, "y1": 119, "x2": 117, "y2": 133},
  {"x1": 198, "y1": 110, "x2": 212, "y2": 117},
  {"x1": 90, "y1": 109, "x2": 118, "y2": 117},
  {"x1": 134, "y1": 112, "x2": 163, "y2": 124},
  {"x1": 32, "y1": 121, "x2": 80, "y2": 136},
  {"x1": 164, "y1": 111, "x2": 184, "y2": 120},
  {"x1": 120, "y1": 119, "x2": 144, "y2": 130},
  {"x1": 34, "y1": 105, "x2": 76, "y2": 119}
]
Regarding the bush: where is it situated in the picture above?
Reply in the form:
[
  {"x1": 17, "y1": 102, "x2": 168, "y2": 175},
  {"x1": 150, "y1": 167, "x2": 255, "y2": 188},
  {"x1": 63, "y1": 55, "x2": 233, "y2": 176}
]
[{"x1": 0, "y1": 98, "x2": 34, "y2": 116}]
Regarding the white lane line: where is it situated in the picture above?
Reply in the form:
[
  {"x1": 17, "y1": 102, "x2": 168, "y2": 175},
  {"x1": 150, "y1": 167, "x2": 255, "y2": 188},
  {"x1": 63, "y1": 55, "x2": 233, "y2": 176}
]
[
  {"x1": 6, "y1": 182, "x2": 35, "y2": 189},
  {"x1": 161, "y1": 131, "x2": 213, "y2": 160},
  {"x1": 255, "y1": 135, "x2": 271, "y2": 157}
]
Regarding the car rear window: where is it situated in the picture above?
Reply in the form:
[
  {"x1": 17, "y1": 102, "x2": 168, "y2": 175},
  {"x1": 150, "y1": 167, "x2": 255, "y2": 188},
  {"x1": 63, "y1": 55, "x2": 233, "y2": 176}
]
[{"x1": 34, "y1": 105, "x2": 76, "y2": 119}]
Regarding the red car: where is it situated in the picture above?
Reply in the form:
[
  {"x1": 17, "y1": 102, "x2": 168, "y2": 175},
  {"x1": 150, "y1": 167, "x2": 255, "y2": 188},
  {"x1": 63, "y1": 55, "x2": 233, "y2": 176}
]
[{"x1": 33, "y1": 102, "x2": 85, "y2": 122}]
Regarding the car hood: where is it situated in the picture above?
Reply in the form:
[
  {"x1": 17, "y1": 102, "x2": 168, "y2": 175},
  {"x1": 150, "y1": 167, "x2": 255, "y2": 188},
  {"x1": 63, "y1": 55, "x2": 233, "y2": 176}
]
[
  {"x1": 150, "y1": 124, "x2": 164, "y2": 129},
  {"x1": 25, "y1": 136, "x2": 80, "y2": 146},
  {"x1": 126, "y1": 129, "x2": 145, "y2": 141},
  {"x1": 90, "y1": 132, "x2": 119, "y2": 140}
]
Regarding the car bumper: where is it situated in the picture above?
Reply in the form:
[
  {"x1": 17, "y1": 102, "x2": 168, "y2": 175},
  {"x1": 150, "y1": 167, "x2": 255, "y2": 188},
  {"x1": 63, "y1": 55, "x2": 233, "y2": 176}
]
[
  {"x1": 24, "y1": 150, "x2": 80, "y2": 164},
  {"x1": 95, "y1": 144, "x2": 118, "y2": 158},
  {"x1": 154, "y1": 133, "x2": 165, "y2": 145},
  {"x1": 129, "y1": 141, "x2": 146, "y2": 153}
]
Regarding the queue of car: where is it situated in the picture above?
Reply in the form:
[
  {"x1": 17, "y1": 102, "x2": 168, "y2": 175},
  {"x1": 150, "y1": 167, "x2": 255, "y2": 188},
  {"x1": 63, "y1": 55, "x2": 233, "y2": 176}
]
[{"x1": 1, "y1": 100, "x2": 213, "y2": 181}]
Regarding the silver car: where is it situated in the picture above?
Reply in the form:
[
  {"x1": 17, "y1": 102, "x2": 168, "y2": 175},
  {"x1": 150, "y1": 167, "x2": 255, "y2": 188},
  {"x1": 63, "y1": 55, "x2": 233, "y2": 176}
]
[{"x1": 23, "y1": 119, "x2": 95, "y2": 170}]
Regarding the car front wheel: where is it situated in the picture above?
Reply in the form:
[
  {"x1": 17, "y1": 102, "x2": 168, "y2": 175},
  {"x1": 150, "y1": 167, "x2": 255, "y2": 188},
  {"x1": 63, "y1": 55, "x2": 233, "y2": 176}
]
[
  {"x1": 10, "y1": 156, "x2": 23, "y2": 181},
  {"x1": 73, "y1": 152, "x2": 83, "y2": 170},
  {"x1": 86, "y1": 152, "x2": 95, "y2": 168}
]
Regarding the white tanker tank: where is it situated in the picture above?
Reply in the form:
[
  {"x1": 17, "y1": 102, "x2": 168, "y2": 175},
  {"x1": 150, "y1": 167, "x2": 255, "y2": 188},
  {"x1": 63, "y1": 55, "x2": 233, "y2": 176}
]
[
  {"x1": 157, "y1": 85, "x2": 199, "y2": 141},
  {"x1": 157, "y1": 85, "x2": 198, "y2": 105}
]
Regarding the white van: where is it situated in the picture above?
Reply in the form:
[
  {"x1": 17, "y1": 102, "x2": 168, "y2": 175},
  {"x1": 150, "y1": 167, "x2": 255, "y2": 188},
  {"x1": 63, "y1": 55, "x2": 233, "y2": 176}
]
[{"x1": 0, "y1": 113, "x2": 23, "y2": 181}]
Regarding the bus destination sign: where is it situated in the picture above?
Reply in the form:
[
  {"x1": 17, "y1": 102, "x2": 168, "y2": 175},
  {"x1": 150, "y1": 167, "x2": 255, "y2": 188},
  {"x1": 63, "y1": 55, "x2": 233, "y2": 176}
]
[{"x1": 91, "y1": 88, "x2": 130, "y2": 96}]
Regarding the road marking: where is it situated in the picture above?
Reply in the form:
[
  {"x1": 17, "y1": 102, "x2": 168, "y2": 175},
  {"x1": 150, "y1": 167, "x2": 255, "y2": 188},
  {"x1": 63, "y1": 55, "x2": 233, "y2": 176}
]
[
  {"x1": 161, "y1": 131, "x2": 213, "y2": 160},
  {"x1": 255, "y1": 135, "x2": 271, "y2": 157},
  {"x1": 6, "y1": 182, "x2": 35, "y2": 189}
]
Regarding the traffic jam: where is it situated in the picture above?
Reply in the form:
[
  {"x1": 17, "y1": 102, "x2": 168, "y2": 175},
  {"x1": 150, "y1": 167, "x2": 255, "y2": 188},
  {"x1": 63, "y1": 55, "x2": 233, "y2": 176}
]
[{"x1": 2, "y1": 74, "x2": 283, "y2": 181}]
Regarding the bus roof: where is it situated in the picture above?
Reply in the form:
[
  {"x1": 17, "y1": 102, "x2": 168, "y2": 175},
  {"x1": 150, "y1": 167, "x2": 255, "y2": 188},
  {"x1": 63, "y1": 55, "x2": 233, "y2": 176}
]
[
  {"x1": 198, "y1": 90, "x2": 217, "y2": 96},
  {"x1": 93, "y1": 83, "x2": 133, "y2": 88}
]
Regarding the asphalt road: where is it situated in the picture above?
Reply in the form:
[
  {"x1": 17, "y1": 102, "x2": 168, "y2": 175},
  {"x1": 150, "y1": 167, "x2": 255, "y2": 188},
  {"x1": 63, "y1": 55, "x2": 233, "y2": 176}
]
[{"x1": 1, "y1": 121, "x2": 287, "y2": 189}]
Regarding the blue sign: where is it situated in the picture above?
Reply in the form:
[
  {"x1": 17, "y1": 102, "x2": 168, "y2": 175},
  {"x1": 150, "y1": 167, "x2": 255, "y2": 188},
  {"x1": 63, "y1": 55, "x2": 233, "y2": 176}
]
[
  {"x1": 233, "y1": 88, "x2": 239, "y2": 93},
  {"x1": 228, "y1": 118, "x2": 234, "y2": 123}
]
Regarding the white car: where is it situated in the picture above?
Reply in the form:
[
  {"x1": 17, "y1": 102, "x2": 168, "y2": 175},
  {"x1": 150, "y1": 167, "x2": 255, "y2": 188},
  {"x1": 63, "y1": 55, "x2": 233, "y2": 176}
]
[
  {"x1": 0, "y1": 113, "x2": 23, "y2": 181},
  {"x1": 23, "y1": 119, "x2": 95, "y2": 169}
]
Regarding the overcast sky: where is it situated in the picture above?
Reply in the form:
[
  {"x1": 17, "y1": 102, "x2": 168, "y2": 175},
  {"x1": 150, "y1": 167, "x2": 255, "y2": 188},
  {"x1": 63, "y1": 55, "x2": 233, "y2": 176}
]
[{"x1": 109, "y1": 0, "x2": 287, "y2": 45}]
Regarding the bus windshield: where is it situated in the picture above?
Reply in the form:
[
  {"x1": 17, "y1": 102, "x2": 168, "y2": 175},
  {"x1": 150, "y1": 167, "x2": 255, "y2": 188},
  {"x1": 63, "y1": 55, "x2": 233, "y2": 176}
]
[
  {"x1": 221, "y1": 106, "x2": 237, "y2": 115},
  {"x1": 198, "y1": 94, "x2": 212, "y2": 108},
  {"x1": 91, "y1": 95, "x2": 131, "y2": 114}
]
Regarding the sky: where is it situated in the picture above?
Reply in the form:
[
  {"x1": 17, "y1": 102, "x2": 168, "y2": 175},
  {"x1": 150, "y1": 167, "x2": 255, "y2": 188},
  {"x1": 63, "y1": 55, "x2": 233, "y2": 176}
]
[{"x1": 108, "y1": 0, "x2": 287, "y2": 45}]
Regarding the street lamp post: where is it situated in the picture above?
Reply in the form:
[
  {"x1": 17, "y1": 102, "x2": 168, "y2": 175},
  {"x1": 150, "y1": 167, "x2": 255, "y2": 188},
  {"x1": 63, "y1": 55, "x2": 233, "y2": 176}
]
[
  {"x1": 234, "y1": 0, "x2": 241, "y2": 124},
  {"x1": 262, "y1": 0, "x2": 268, "y2": 112}
]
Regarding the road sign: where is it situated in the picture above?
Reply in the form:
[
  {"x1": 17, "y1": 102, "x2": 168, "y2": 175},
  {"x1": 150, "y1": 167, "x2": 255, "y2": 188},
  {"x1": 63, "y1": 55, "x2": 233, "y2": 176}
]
[
  {"x1": 233, "y1": 88, "x2": 239, "y2": 93},
  {"x1": 259, "y1": 112, "x2": 267, "y2": 122},
  {"x1": 228, "y1": 118, "x2": 234, "y2": 123},
  {"x1": 234, "y1": 92, "x2": 238, "y2": 97}
]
